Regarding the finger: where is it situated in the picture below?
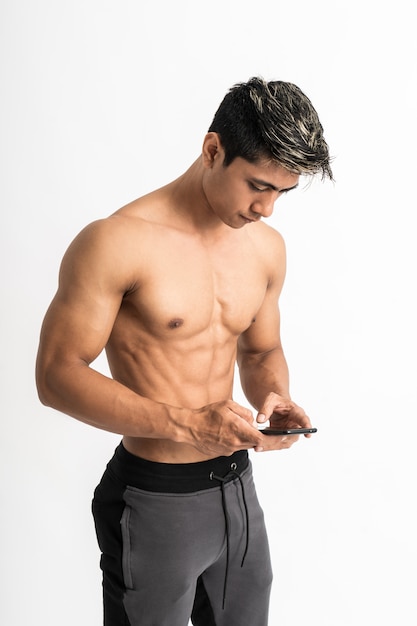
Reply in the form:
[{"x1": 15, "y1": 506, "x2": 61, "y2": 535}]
[
  {"x1": 256, "y1": 412, "x2": 268, "y2": 424},
  {"x1": 255, "y1": 432, "x2": 300, "y2": 452},
  {"x1": 256, "y1": 393, "x2": 291, "y2": 423},
  {"x1": 230, "y1": 402, "x2": 254, "y2": 424},
  {"x1": 287, "y1": 407, "x2": 312, "y2": 430}
]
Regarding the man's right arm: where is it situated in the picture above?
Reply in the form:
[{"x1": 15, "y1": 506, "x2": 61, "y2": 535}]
[{"x1": 35, "y1": 217, "x2": 188, "y2": 440}]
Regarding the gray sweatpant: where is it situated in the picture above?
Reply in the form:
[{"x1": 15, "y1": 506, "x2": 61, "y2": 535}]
[{"x1": 92, "y1": 444, "x2": 273, "y2": 625}]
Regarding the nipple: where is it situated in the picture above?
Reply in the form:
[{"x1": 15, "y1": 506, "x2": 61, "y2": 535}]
[{"x1": 168, "y1": 318, "x2": 184, "y2": 329}]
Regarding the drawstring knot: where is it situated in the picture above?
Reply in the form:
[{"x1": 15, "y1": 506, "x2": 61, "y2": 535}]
[{"x1": 209, "y1": 462, "x2": 250, "y2": 609}]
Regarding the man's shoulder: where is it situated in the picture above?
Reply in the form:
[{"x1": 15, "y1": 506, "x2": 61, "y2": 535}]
[
  {"x1": 61, "y1": 202, "x2": 160, "y2": 284},
  {"x1": 77, "y1": 194, "x2": 163, "y2": 247},
  {"x1": 248, "y1": 221, "x2": 286, "y2": 255},
  {"x1": 68, "y1": 215, "x2": 147, "y2": 261}
]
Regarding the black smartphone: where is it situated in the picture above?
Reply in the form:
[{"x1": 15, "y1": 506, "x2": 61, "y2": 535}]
[{"x1": 261, "y1": 427, "x2": 317, "y2": 436}]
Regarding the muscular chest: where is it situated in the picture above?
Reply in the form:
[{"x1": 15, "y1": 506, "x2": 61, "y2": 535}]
[{"x1": 123, "y1": 233, "x2": 268, "y2": 338}]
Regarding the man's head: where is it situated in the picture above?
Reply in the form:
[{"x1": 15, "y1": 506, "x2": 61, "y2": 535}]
[{"x1": 208, "y1": 77, "x2": 333, "y2": 180}]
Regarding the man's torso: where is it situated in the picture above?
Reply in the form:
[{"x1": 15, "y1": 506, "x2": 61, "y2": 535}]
[{"x1": 104, "y1": 193, "x2": 279, "y2": 461}]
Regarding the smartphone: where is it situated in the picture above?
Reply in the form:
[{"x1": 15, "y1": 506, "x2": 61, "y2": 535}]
[{"x1": 261, "y1": 427, "x2": 317, "y2": 436}]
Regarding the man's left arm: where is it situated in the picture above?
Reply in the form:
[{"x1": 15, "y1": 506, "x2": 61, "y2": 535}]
[
  {"x1": 237, "y1": 233, "x2": 312, "y2": 449},
  {"x1": 237, "y1": 335, "x2": 311, "y2": 430}
]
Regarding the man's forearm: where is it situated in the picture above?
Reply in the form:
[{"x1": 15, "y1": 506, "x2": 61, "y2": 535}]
[
  {"x1": 36, "y1": 359, "x2": 191, "y2": 441},
  {"x1": 36, "y1": 359, "x2": 266, "y2": 457},
  {"x1": 237, "y1": 347, "x2": 291, "y2": 410}
]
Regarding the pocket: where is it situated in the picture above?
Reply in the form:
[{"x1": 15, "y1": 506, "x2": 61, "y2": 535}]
[{"x1": 120, "y1": 504, "x2": 134, "y2": 590}]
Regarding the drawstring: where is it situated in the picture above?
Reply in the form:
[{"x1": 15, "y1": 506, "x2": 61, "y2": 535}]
[{"x1": 209, "y1": 463, "x2": 250, "y2": 610}]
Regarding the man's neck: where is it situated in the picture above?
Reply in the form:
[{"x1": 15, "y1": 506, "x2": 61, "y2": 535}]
[{"x1": 165, "y1": 158, "x2": 229, "y2": 236}]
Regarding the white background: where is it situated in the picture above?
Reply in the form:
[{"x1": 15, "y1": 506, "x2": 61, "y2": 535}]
[{"x1": 1, "y1": 1, "x2": 416, "y2": 624}]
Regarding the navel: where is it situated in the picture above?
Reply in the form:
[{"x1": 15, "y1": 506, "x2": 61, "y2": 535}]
[{"x1": 168, "y1": 318, "x2": 184, "y2": 329}]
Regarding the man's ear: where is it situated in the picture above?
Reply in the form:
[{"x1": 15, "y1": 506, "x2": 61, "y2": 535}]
[{"x1": 202, "y1": 132, "x2": 224, "y2": 168}]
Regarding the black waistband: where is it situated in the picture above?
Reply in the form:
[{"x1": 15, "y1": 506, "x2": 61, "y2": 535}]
[{"x1": 108, "y1": 443, "x2": 249, "y2": 493}]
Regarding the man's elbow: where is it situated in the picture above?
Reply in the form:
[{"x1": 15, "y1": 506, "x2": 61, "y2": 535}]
[
  {"x1": 35, "y1": 353, "x2": 67, "y2": 409},
  {"x1": 35, "y1": 365, "x2": 56, "y2": 408},
  {"x1": 36, "y1": 351, "x2": 88, "y2": 409}
]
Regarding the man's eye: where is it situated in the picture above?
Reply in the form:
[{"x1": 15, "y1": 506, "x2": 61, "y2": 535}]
[{"x1": 249, "y1": 183, "x2": 266, "y2": 192}]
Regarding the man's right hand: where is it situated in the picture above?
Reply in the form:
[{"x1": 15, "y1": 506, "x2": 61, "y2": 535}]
[{"x1": 187, "y1": 400, "x2": 263, "y2": 457}]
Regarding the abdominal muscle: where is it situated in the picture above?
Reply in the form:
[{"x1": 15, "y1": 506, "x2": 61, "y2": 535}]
[{"x1": 106, "y1": 326, "x2": 240, "y2": 464}]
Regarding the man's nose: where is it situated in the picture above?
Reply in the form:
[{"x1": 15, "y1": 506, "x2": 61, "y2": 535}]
[{"x1": 251, "y1": 197, "x2": 276, "y2": 218}]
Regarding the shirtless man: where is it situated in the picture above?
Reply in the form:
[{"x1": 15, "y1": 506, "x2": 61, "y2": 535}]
[{"x1": 36, "y1": 77, "x2": 332, "y2": 626}]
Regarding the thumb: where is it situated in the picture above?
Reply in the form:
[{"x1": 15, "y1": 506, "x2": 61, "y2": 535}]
[{"x1": 256, "y1": 411, "x2": 268, "y2": 424}]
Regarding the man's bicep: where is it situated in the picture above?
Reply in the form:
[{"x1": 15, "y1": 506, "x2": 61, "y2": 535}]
[
  {"x1": 40, "y1": 288, "x2": 121, "y2": 366},
  {"x1": 39, "y1": 221, "x2": 129, "y2": 365},
  {"x1": 238, "y1": 286, "x2": 283, "y2": 357},
  {"x1": 239, "y1": 226, "x2": 287, "y2": 356}
]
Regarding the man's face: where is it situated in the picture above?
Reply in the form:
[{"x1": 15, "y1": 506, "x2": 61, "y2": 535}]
[{"x1": 202, "y1": 150, "x2": 299, "y2": 229}]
